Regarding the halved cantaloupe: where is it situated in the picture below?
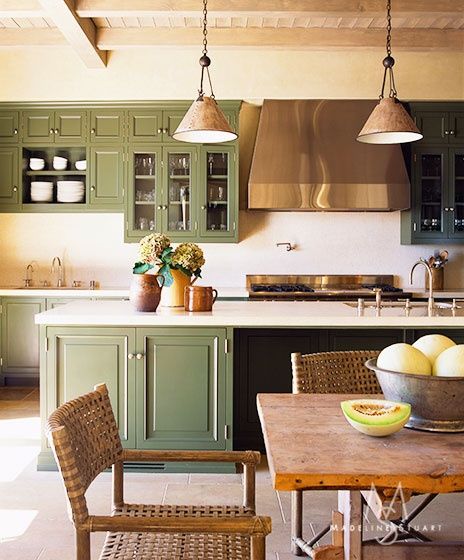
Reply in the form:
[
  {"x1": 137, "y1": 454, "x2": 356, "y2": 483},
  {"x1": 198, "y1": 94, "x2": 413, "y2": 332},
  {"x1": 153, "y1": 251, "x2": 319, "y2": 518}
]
[{"x1": 341, "y1": 399, "x2": 411, "y2": 437}]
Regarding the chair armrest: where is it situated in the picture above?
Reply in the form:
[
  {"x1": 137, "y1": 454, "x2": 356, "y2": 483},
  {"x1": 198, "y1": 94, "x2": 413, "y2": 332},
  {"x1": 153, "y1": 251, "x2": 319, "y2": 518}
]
[
  {"x1": 87, "y1": 514, "x2": 272, "y2": 536},
  {"x1": 121, "y1": 449, "x2": 260, "y2": 466}
]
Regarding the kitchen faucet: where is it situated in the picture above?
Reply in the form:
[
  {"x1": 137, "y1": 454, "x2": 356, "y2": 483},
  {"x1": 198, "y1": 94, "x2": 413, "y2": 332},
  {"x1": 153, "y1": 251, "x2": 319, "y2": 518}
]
[
  {"x1": 410, "y1": 258, "x2": 434, "y2": 312},
  {"x1": 51, "y1": 256, "x2": 64, "y2": 288},
  {"x1": 24, "y1": 263, "x2": 34, "y2": 287}
]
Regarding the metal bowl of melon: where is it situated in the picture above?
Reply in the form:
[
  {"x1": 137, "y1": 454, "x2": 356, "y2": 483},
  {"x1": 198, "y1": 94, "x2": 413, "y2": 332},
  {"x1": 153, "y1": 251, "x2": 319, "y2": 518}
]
[{"x1": 365, "y1": 342, "x2": 464, "y2": 433}]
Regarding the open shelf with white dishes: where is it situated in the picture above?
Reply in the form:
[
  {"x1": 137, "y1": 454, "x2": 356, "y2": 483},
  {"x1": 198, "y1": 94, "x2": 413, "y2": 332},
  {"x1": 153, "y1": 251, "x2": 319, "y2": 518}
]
[{"x1": 22, "y1": 146, "x2": 87, "y2": 205}]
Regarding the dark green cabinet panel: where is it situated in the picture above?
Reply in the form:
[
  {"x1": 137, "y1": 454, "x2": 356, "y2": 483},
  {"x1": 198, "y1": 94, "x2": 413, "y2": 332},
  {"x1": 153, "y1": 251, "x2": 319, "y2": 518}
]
[
  {"x1": 90, "y1": 110, "x2": 125, "y2": 142},
  {"x1": 0, "y1": 147, "x2": 19, "y2": 205},
  {"x1": 449, "y1": 113, "x2": 464, "y2": 143},
  {"x1": 54, "y1": 110, "x2": 86, "y2": 143},
  {"x1": 0, "y1": 111, "x2": 19, "y2": 143},
  {"x1": 89, "y1": 146, "x2": 124, "y2": 207},
  {"x1": 23, "y1": 110, "x2": 54, "y2": 143},
  {"x1": 1, "y1": 298, "x2": 45, "y2": 381},
  {"x1": 325, "y1": 329, "x2": 404, "y2": 350},
  {"x1": 136, "y1": 328, "x2": 227, "y2": 450},
  {"x1": 47, "y1": 328, "x2": 136, "y2": 447},
  {"x1": 129, "y1": 110, "x2": 163, "y2": 142},
  {"x1": 415, "y1": 111, "x2": 447, "y2": 144}
]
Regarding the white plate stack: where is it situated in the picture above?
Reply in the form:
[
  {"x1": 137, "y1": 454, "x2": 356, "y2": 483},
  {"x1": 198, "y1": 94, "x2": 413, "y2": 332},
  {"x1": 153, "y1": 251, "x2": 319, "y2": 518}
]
[
  {"x1": 31, "y1": 181, "x2": 53, "y2": 203},
  {"x1": 57, "y1": 180, "x2": 85, "y2": 203}
]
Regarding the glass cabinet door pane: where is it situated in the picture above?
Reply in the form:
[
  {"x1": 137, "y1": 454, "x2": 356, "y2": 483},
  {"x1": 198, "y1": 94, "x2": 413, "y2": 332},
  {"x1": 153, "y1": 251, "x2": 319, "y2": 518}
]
[
  {"x1": 206, "y1": 151, "x2": 229, "y2": 232},
  {"x1": 167, "y1": 152, "x2": 191, "y2": 233},
  {"x1": 418, "y1": 153, "x2": 444, "y2": 234},
  {"x1": 133, "y1": 151, "x2": 158, "y2": 232},
  {"x1": 452, "y1": 152, "x2": 464, "y2": 234}
]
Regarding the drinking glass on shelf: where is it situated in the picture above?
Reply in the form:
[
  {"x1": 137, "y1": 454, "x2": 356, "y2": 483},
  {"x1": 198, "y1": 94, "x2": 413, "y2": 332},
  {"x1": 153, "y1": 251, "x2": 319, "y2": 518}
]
[
  {"x1": 211, "y1": 224, "x2": 216, "y2": 230},
  {"x1": 149, "y1": 219, "x2": 155, "y2": 231},
  {"x1": 136, "y1": 190, "x2": 143, "y2": 201},
  {"x1": 180, "y1": 186, "x2": 189, "y2": 202},
  {"x1": 220, "y1": 223, "x2": 227, "y2": 231},
  {"x1": 169, "y1": 220, "x2": 176, "y2": 230},
  {"x1": 169, "y1": 185, "x2": 176, "y2": 201},
  {"x1": 147, "y1": 156, "x2": 154, "y2": 176},
  {"x1": 208, "y1": 154, "x2": 214, "y2": 175},
  {"x1": 182, "y1": 157, "x2": 189, "y2": 175},
  {"x1": 431, "y1": 218, "x2": 440, "y2": 231},
  {"x1": 138, "y1": 217, "x2": 148, "y2": 230},
  {"x1": 209, "y1": 186, "x2": 215, "y2": 201},
  {"x1": 218, "y1": 186, "x2": 225, "y2": 201}
]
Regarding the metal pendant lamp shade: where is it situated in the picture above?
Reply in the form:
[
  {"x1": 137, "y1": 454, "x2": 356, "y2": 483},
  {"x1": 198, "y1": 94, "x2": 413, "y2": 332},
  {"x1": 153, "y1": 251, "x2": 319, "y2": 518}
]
[
  {"x1": 357, "y1": 0, "x2": 422, "y2": 145},
  {"x1": 172, "y1": 95, "x2": 237, "y2": 143},
  {"x1": 357, "y1": 97, "x2": 422, "y2": 144},
  {"x1": 173, "y1": 0, "x2": 237, "y2": 144}
]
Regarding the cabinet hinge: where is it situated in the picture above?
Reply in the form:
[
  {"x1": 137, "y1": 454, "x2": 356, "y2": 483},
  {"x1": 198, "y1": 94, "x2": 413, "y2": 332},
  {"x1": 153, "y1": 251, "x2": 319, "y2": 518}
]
[
  {"x1": 413, "y1": 153, "x2": 417, "y2": 163},
  {"x1": 194, "y1": 221, "x2": 198, "y2": 231},
  {"x1": 233, "y1": 221, "x2": 236, "y2": 231},
  {"x1": 224, "y1": 425, "x2": 230, "y2": 440},
  {"x1": 44, "y1": 337, "x2": 49, "y2": 352},
  {"x1": 161, "y1": 159, "x2": 164, "y2": 167},
  {"x1": 224, "y1": 338, "x2": 230, "y2": 353},
  {"x1": 0, "y1": 357, "x2": 2, "y2": 367},
  {"x1": 413, "y1": 222, "x2": 417, "y2": 232},
  {"x1": 122, "y1": 187, "x2": 125, "y2": 198}
]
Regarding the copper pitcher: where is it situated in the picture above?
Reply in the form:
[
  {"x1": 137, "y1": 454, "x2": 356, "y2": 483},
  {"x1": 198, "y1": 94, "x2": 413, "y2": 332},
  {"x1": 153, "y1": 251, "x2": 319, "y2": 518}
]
[{"x1": 184, "y1": 285, "x2": 218, "y2": 312}]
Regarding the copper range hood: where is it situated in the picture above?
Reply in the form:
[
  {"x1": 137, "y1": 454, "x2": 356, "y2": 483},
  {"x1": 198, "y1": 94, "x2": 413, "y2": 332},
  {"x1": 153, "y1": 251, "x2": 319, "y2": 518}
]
[{"x1": 248, "y1": 100, "x2": 410, "y2": 211}]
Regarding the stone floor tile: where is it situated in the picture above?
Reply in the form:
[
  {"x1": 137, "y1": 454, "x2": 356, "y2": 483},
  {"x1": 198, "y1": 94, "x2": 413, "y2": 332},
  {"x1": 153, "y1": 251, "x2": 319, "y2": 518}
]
[
  {"x1": 189, "y1": 473, "x2": 243, "y2": 484},
  {"x1": 0, "y1": 543, "x2": 43, "y2": 560}
]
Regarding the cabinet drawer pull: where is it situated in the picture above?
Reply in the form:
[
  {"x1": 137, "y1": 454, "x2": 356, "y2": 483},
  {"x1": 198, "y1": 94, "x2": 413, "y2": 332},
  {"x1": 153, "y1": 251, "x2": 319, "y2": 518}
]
[
  {"x1": 13, "y1": 128, "x2": 18, "y2": 135},
  {"x1": 128, "y1": 353, "x2": 134, "y2": 360},
  {"x1": 136, "y1": 353, "x2": 144, "y2": 360}
]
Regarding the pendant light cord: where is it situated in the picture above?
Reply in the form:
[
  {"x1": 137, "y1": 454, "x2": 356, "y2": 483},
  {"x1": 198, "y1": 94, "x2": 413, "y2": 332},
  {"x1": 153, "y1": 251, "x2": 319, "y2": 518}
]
[
  {"x1": 198, "y1": 0, "x2": 215, "y2": 99},
  {"x1": 379, "y1": 0, "x2": 398, "y2": 100}
]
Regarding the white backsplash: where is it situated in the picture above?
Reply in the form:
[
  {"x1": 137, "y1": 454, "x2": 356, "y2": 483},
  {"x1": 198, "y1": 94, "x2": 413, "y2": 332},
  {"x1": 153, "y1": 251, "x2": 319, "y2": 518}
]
[{"x1": 0, "y1": 211, "x2": 462, "y2": 290}]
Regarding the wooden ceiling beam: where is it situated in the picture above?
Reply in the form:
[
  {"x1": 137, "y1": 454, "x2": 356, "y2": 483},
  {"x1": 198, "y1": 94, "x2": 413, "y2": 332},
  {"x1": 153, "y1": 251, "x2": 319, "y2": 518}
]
[
  {"x1": 36, "y1": 0, "x2": 107, "y2": 67},
  {"x1": 76, "y1": 0, "x2": 464, "y2": 19},
  {"x1": 97, "y1": 27, "x2": 464, "y2": 52},
  {"x1": 0, "y1": 0, "x2": 43, "y2": 18}
]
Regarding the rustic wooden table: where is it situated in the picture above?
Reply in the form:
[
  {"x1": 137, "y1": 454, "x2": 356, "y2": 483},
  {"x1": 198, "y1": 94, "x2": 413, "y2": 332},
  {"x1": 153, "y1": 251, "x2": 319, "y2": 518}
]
[{"x1": 257, "y1": 393, "x2": 464, "y2": 560}]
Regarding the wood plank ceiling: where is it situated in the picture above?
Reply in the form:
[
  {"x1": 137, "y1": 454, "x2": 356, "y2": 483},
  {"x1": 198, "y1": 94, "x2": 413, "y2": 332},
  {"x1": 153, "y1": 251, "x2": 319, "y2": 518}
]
[{"x1": 0, "y1": 0, "x2": 462, "y2": 68}]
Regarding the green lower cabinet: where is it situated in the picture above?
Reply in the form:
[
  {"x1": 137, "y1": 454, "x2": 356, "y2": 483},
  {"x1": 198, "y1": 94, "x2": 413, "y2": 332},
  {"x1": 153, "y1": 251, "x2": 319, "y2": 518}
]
[
  {"x1": 45, "y1": 327, "x2": 136, "y2": 447},
  {"x1": 1, "y1": 298, "x2": 45, "y2": 383},
  {"x1": 136, "y1": 328, "x2": 228, "y2": 450}
]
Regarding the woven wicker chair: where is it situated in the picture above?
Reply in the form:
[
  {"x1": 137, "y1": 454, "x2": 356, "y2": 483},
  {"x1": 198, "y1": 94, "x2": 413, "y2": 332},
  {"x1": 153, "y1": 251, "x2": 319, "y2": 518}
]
[
  {"x1": 46, "y1": 383, "x2": 272, "y2": 560},
  {"x1": 289, "y1": 350, "x2": 381, "y2": 555}
]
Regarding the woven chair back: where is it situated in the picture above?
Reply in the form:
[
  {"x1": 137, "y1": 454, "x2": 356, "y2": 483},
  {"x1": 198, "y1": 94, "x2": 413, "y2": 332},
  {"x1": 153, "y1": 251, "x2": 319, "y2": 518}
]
[
  {"x1": 46, "y1": 384, "x2": 123, "y2": 525},
  {"x1": 291, "y1": 350, "x2": 382, "y2": 395}
]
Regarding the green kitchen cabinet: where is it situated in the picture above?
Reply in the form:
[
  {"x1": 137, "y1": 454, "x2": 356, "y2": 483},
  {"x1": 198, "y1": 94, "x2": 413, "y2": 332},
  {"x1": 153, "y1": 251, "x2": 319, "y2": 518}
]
[
  {"x1": 136, "y1": 328, "x2": 228, "y2": 450},
  {"x1": 0, "y1": 111, "x2": 19, "y2": 143},
  {"x1": 23, "y1": 110, "x2": 86, "y2": 144},
  {"x1": 0, "y1": 146, "x2": 19, "y2": 206},
  {"x1": 126, "y1": 145, "x2": 163, "y2": 239},
  {"x1": 1, "y1": 298, "x2": 45, "y2": 384},
  {"x1": 89, "y1": 109, "x2": 125, "y2": 142},
  {"x1": 128, "y1": 110, "x2": 163, "y2": 142},
  {"x1": 45, "y1": 327, "x2": 136, "y2": 447},
  {"x1": 89, "y1": 146, "x2": 124, "y2": 208}
]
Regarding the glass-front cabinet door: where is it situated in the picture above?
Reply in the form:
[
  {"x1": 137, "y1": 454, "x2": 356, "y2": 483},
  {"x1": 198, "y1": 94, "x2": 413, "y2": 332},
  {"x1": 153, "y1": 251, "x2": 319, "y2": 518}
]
[
  {"x1": 412, "y1": 147, "x2": 448, "y2": 239},
  {"x1": 127, "y1": 147, "x2": 162, "y2": 239},
  {"x1": 449, "y1": 149, "x2": 464, "y2": 239},
  {"x1": 200, "y1": 146, "x2": 236, "y2": 239},
  {"x1": 163, "y1": 147, "x2": 197, "y2": 240}
]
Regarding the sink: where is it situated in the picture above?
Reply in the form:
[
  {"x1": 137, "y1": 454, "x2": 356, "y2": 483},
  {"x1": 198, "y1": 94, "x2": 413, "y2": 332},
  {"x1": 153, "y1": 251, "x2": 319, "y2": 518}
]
[
  {"x1": 344, "y1": 301, "x2": 454, "y2": 309},
  {"x1": 17, "y1": 286, "x2": 97, "y2": 290}
]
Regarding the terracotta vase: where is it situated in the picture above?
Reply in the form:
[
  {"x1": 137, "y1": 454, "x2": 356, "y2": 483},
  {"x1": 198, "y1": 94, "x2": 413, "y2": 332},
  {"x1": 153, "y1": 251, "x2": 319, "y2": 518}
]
[
  {"x1": 129, "y1": 273, "x2": 165, "y2": 312},
  {"x1": 160, "y1": 268, "x2": 191, "y2": 307},
  {"x1": 184, "y1": 286, "x2": 218, "y2": 312}
]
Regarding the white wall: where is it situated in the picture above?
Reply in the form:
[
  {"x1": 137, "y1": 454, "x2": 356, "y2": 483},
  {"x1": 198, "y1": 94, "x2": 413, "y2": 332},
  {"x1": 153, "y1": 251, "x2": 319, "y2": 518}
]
[{"x1": 0, "y1": 47, "x2": 463, "y2": 289}]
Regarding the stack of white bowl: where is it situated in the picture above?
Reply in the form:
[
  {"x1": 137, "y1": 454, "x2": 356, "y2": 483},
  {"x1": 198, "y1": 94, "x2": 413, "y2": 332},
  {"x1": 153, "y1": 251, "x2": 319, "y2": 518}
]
[
  {"x1": 57, "y1": 180, "x2": 85, "y2": 203},
  {"x1": 31, "y1": 181, "x2": 53, "y2": 203},
  {"x1": 30, "y1": 158, "x2": 45, "y2": 171}
]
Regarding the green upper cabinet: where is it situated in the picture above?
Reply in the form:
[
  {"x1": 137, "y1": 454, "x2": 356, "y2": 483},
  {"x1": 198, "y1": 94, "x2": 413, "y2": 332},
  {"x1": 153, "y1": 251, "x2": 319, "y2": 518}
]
[
  {"x1": 136, "y1": 328, "x2": 228, "y2": 450},
  {"x1": 0, "y1": 147, "x2": 19, "y2": 205},
  {"x1": 0, "y1": 111, "x2": 19, "y2": 143},
  {"x1": 199, "y1": 145, "x2": 237, "y2": 240},
  {"x1": 89, "y1": 146, "x2": 124, "y2": 208},
  {"x1": 54, "y1": 110, "x2": 87, "y2": 143},
  {"x1": 23, "y1": 110, "x2": 54, "y2": 143},
  {"x1": 1, "y1": 298, "x2": 45, "y2": 382},
  {"x1": 449, "y1": 112, "x2": 464, "y2": 144},
  {"x1": 90, "y1": 109, "x2": 125, "y2": 142},
  {"x1": 45, "y1": 327, "x2": 136, "y2": 447},
  {"x1": 415, "y1": 111, "x2": 448, "y2": 144},
  {"x1": 128, "y1": 110, "x2": 163, "y2": 142}
]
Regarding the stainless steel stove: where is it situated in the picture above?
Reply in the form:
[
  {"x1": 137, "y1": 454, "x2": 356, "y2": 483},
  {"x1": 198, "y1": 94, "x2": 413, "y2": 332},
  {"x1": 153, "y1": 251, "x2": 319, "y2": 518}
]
[{"x1": 247, "y1": 275, "x2": 411, "y2": 301}]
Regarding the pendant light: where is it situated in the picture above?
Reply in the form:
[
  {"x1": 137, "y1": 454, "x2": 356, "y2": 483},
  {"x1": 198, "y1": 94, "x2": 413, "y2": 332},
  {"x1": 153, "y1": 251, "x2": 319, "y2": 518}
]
[
  {"x1": 172, "y1": 0, "x2": 237, "y2": 143},
  {"x1": 357, "y1": 0, "x2": 422, "y2": 144}
]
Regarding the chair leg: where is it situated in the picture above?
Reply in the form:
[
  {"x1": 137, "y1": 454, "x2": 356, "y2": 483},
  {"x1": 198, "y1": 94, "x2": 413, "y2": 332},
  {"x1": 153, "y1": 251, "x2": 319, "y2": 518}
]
[
  {"x1": 291, "y1": 490, "x2": 303, "y2": 556},
  {"x1": 112, "y1": 460, "x2": 124, "y2": 509},
  {"x1": 76, "y1": 528, "x2": 90, "y2": 560},
  {"x1": 244, "y1": 462, "x2": 256, "y2": 511},
  {"x1": 251, "y1": 534, "x2": 266, "y2": 560}
]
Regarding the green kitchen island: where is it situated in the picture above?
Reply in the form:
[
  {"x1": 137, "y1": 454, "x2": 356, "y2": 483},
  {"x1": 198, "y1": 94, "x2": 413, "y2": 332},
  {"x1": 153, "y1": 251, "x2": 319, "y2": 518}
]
[{"x1": 35, "y1": 299, "x2": 464, "y2": 471}]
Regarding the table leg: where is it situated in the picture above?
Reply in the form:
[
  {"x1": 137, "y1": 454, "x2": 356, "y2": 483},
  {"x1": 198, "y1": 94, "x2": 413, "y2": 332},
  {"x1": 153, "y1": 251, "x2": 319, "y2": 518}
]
[
  {"x1": 338, "y1": 490, "x2": 363, "y2": 560},
  {"x1": 291, "y1": 489, "x2": 303, "y2": 555}
]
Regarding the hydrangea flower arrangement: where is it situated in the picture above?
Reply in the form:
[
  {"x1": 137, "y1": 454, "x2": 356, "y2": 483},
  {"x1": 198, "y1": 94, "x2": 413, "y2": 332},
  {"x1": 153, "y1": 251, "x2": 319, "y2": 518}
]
[{"x1": 133, "y1": 233, "x2": 204, "y2": 287}]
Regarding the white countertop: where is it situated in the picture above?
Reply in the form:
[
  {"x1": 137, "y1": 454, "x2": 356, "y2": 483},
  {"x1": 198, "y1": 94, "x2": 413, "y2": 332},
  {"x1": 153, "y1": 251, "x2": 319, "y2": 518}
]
[{"x1": 35, "y1": 300, "x2": 464, "y2": 328}]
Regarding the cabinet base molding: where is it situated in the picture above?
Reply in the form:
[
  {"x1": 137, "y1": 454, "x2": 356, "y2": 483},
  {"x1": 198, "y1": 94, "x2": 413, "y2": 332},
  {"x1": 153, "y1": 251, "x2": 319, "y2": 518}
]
[{"x1": 2, "y1": 372, "x2": 39, "y2": 387}]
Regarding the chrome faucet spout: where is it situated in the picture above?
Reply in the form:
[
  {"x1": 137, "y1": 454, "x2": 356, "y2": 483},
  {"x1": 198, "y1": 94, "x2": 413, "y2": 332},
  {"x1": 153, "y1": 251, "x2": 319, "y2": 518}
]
[
  {"x1": 410, "y1": 258, "x2": 434, "y2": 312},
  {"x1": 51, "y1": 256, "x2": 64, "y2": 288}
]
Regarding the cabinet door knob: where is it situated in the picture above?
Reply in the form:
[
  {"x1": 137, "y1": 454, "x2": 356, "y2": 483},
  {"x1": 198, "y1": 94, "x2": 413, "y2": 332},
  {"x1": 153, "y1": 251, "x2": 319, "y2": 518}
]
[
  {"x1": 444, "y1": 130, "x2": 449, "y2": 135},
  {"x1": 450, "y1": 130, "x2": 455, "y2": 135},
  {"x1": 450, "y1": 207, "x2": 455, "y2": 211},
  {"x1": 13, "y1": 186, "x2": 17, "y2": 192},
  {"x1": 157, "y1": 128, "x2": 162, "y2": 134},
  {"x1": 445, "y1": 207, "x2": 449, "y2": 211},
  {"x1": 201, "y1": 205, "x2": 207, "y2": 210},
  {"x1": 128, "y1": 353, "x2": 134, "y2": 360},
  {"x1": 157, "y1": 205, "x2": 163, "y2": 210},
  {"x1": 163, "y1": 128, "x2": 169, "y2": 134},
  {"x1": 54, "y1": 128, "x2": 59, "y2": 134},
  {"x1": 90, "y1": 186, "x2": 96, "y2": 192},
  {"x1": 13, "y1": 128, "x2": 18, "y2": 135},
  {"x1": 49, "y1": 128, "x2": 54, "y2": 134},
  {"x1": 91, "y1": 128, "x2": 96, "y2": 134},
  {"x1": 136, "y1": 353, "x2": 144, "y2": 360}
]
